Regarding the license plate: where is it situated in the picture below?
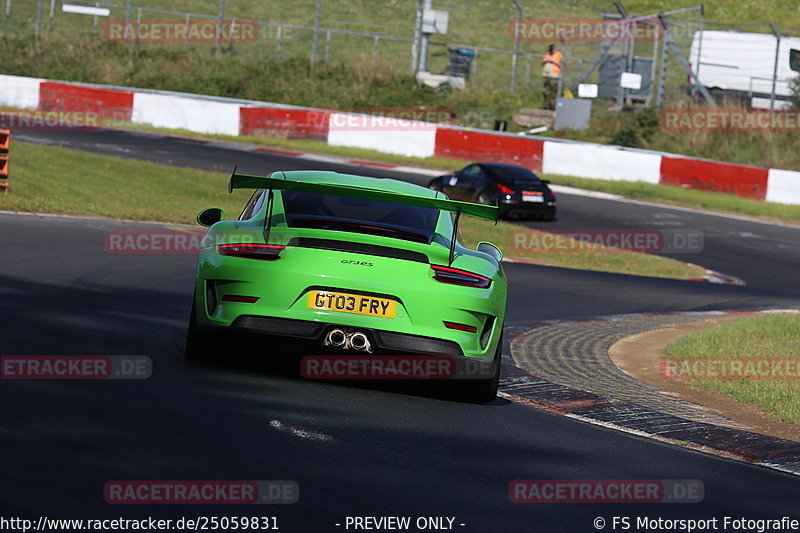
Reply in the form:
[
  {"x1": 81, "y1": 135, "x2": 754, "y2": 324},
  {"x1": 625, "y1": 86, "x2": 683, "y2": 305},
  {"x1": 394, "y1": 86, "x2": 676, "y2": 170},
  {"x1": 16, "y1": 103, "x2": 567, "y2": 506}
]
[
  {"x1": 522, "y1": 195, "x2": 544, "y2": 203},
  {"x1": 307, "y1": 290, "x2": 397, "y2": 318}
]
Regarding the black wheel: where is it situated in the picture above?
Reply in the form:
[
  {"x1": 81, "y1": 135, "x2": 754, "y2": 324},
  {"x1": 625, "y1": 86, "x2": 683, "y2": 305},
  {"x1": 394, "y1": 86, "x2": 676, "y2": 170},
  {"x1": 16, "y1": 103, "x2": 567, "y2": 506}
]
[
  {"x1": 540, "y1": 212, "x2": 555, "y2": 222},
  {"x1": 460, "y1": 332, "x2": 502, "y2": 403},
  {"x1": 185, "y1": 300, "x2": 218, "y2": 361}
]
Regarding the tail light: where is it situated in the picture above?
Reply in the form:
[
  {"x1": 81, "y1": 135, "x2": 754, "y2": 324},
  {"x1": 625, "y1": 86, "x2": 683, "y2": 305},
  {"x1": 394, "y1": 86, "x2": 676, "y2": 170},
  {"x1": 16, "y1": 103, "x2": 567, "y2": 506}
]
[
  {"x1": 431, "y1": 265, "x2": 491, "y2": 289},
  {"x1": 444, "y1": 321, "x2": 478, "y2": 333},
  {"x1": 222, "y1": 295, "x2": 260, "y2": 303},
  {"x1": 497, "y1": 183, "x2": 514, "y2": 195},
  {"x1": 218, "y1": 243, "x2": 284, "y2": 260}
]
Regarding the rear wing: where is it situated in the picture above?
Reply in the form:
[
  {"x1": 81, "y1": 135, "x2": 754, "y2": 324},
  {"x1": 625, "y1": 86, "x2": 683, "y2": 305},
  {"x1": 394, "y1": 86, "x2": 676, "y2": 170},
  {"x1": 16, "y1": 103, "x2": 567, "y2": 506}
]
[{"x1": 228, "y1": 170, "x2": 499, "y2": 222}]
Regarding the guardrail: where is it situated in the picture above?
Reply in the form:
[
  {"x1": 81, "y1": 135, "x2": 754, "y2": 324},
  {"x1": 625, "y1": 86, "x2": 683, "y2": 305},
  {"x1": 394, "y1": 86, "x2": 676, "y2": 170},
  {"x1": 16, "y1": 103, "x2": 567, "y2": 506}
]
[
  {"x1": 1, "y1": 74, "x2": 799, "y2": 205},
  {"x1": 0, "y1": 129, "x2": 8, "y2": 194}
]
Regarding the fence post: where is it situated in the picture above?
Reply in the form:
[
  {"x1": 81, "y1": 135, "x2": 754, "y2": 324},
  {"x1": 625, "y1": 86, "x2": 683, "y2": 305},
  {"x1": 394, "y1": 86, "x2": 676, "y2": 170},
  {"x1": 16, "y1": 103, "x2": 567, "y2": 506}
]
[
  {"x1": 5, "y1": 0, "x2": 10, "y2": 17},
  {"x1": 215, "y1": 0, "x2": 226, "y2": 56},
  {"x1": 411, "y1": 0, "x2": 422, "y2": 74},
  {"x1": 769, "y1": 22, "x2": 781, "y2": 111},
  {"x1": 656, "y1": 21, "x2": 669, "y2": 106},
  {"x1": 324, "y1": 29, "x2": 331, "y2": 61},
  {"x1": 0, "y1": 130, "x2": 9, "y2": 194},
  {"x1": 311, "y1": 0, "x2": 321, "y2": 62},
  {"x1": 510, "y1": 0, "x2": 523, "y2": 92},
  {"x1": 35, "y1": 0, "x2": 43, "y2": 37},
  {"x1": 372, "y1": 35, "x2": 379, "y2": 64}
]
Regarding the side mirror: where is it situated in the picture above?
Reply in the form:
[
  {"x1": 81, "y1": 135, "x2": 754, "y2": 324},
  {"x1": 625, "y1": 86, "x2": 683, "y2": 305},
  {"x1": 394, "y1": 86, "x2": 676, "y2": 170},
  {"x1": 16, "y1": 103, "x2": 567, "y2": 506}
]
[
  {"x1": 477, "y1": 241, "x2": 503, "y2": 262},
  {"x1": 541, "y1": 179, "x2": 551, "y2": 185},
  {"x1": 197, "y1": 207, "x2": 224, "y2": 227}
]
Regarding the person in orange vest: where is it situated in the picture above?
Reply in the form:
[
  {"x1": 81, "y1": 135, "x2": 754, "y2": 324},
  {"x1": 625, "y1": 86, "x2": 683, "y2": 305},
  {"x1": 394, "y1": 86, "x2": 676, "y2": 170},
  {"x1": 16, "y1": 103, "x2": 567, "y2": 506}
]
[{"x1": 541, "y1": 44, "x2": 563, "y2": 110}]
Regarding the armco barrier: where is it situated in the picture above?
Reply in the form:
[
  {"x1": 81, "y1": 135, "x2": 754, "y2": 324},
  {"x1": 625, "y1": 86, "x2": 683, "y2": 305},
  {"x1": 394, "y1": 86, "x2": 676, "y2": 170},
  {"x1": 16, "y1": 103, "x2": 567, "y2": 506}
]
[
  {"x1": 327, "y1": 112, "x2": 437, "y2": 158},
  {"x1": 132, "y1": 92, "x2": 240, "y2": 136},
  {"x1": 240, "y1": 107, "x2": 329, "y2": 139},
  {"x1": 0, "y1": 129, "x2": 9, "y2": 194},
  {"x1": 766, "y1": 169, "x2": 800, "y2": 204},
  {"x1": 660, "y1": 156, "x2": 769, "y2": 200},
  {"x1": 434, "y1": 128, "x2": 544, "y2": 172},
  {"x1": 0, "y1": 74, "x2": 43, "y2": 109},
  {"x1": 39, "y1": 82, "x2": 134, "y2": 120},
  {"x1": 0, "y1": 73, "x2": 799, "y2": 205},
  {"x1": 543, "y1": 140, "x2": 663, "y2": 183}
]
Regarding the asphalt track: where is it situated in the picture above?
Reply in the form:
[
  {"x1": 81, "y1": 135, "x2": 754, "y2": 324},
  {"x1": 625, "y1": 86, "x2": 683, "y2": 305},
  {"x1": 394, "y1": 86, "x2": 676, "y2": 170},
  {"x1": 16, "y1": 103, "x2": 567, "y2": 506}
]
[{"x1": 2, "y1": 128, "x2": 800, "y2": 531}]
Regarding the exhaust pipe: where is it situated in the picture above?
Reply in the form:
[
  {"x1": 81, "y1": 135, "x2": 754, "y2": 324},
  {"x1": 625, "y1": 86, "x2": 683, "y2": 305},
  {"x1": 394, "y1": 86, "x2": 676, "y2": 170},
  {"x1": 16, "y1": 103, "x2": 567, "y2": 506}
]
[
  {"x1": 349, "y1": 332, "x2": 372, "y2": 353},
  {"x1": 324, "y1": 329, "x2": 348, "y2": 348}
]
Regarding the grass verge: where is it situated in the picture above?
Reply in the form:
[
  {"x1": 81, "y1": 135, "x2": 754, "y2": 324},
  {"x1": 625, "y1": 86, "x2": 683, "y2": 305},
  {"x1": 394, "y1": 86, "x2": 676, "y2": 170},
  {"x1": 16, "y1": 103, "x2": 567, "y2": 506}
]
[
  {"x1": 0, "y1": 140, "x2": 704, "y2": 280},
  {"x1": 663, "y1": 313, "x2": 800, "y2": 425},
  {"x1": 550, "y1": 174, "x2": 800, "y2": 225}
]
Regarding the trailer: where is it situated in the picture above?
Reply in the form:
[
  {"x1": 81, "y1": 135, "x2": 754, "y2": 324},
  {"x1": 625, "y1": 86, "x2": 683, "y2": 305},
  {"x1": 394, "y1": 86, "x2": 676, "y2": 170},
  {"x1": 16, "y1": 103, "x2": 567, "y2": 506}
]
[{"x1": 689, "y1": 30, "x2": 800, "y2": 108}]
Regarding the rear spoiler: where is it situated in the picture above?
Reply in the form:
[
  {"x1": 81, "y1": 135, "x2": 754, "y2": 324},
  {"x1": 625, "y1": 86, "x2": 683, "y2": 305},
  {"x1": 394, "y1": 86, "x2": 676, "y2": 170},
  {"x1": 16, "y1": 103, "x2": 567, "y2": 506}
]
[{"x1": 228, "y1": 169, "x2": 499, "y2": 222}]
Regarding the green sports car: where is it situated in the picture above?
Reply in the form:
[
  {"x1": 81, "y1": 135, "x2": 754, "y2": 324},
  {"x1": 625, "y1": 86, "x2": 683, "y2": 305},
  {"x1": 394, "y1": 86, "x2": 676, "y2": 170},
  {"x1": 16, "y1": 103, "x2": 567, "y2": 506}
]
[{"x1": 186, "y1": 169, "x2": 507, "y2": 401}]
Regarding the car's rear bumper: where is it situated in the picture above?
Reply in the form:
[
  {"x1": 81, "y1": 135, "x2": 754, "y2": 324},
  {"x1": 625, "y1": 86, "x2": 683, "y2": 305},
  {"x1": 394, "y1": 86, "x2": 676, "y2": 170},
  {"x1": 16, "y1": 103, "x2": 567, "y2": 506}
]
[
  {"x1": 202, "y1": 314, "x2": 463, "y2": 357},
  {"x1": 195, "y1": 315, "x2": 499, "y2": 379}
]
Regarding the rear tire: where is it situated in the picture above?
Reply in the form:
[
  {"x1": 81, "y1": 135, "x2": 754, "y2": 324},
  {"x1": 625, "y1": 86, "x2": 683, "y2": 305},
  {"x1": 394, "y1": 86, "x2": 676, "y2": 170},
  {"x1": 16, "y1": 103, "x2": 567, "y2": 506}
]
[
  {"x1": 460, "y1": 333, "x2": 502, "y2": 403},
  {"x1": 185, "y1": 300, "x2": 218, "y2": 362}
]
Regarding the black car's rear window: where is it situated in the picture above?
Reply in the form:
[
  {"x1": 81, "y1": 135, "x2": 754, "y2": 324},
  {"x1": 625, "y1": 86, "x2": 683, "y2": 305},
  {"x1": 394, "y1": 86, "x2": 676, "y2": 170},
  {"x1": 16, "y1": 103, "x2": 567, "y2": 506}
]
[
  {"x1": 487, "y1": 165, "x2": 542, "y2": 185},
  {"x1": 281, "y1": 191, "x2": 439, "y2": 244}
]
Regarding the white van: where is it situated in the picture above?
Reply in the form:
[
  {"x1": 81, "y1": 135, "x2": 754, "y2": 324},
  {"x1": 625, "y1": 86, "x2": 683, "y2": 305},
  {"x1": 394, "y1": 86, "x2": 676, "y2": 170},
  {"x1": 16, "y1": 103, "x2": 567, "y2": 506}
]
[{"x1": 689, "y1": 30, "x2": 800, "y2": 108}]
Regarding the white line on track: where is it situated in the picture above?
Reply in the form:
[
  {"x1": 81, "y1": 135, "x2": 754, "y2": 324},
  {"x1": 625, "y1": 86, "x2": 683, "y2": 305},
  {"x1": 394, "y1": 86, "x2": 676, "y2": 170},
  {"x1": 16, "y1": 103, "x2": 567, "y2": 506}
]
[
  {"x1": 550, "y1": 185, "x2": 800, "y2": 230},
  {"x1": 269, "y1": 419, "x2": 335, "y2": 443}
]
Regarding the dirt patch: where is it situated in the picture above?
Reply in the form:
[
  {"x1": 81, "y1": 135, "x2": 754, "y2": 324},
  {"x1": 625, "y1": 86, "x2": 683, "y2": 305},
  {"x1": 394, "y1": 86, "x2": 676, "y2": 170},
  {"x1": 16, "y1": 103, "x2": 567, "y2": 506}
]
[{"x1": 609, "y1": 319, "x2": 800, "y2": 442}]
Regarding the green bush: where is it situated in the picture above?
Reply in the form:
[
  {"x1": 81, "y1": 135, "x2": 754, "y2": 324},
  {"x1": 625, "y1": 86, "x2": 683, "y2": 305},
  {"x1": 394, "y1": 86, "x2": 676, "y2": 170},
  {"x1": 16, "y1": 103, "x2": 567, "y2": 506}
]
[{"x1": 610, "y1": 108, "x2": 660, "y2": 148}]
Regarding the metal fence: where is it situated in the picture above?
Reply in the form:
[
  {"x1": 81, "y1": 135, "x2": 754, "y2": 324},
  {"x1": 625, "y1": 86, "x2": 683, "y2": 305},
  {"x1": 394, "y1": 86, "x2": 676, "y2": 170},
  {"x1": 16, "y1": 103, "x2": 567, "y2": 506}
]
[
  {"x1": 0, "y1": 0, "x2": 606, "y2": 92},
  {"x1": 1, "y1": 0, "x2": 798, "y2": 105}
]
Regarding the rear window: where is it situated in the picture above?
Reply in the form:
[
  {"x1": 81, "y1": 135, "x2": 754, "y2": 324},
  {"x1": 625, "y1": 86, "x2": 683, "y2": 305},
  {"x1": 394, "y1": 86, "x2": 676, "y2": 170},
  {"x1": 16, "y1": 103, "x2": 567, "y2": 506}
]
[
  {"x1": 486, "y1": 165, "x2": 542, "y2": 185},
  {"x1": 281, "y1": 191, "x2": 439, "y2": 244}
]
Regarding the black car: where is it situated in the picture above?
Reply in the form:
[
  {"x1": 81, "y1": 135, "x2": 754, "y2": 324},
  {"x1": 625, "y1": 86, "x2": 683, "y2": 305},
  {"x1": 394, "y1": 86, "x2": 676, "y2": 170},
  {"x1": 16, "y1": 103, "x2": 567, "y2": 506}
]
[{"x1": 428, "y1": 162, "x2": 557, "y2": 221}]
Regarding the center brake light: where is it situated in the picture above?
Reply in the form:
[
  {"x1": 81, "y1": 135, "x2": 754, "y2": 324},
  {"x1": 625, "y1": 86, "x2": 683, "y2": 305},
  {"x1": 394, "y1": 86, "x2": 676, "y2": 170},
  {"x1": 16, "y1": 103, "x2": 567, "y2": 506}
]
[
  {"x1": 218, "y1": 243, "x2": 285, "y2": 260},
  {"x1": 431, "y1": 265, "x2": 491, "y2": 289}
]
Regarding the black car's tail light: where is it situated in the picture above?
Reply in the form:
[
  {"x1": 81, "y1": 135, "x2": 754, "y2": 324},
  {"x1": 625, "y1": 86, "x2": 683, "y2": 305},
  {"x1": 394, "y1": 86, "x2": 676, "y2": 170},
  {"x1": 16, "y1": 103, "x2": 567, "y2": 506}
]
[
  {"x1": 218, "y1": 243, "x2": 284, "y2": 260},
  {"x1": 431, "y1": 265, "x2": 491, "y2": 289},
  {"x1": 497, "y1": 183, "x2": 514, "y2": 195}
]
